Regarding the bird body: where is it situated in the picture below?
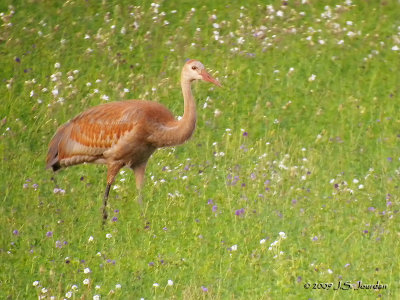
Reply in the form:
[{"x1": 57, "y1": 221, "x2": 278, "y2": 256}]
[{"x1": 46, "y1": 60, "x2": 220, "y2": 222}]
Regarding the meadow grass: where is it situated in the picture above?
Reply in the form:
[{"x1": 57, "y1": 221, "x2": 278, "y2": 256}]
[{"x1": 1, "y1": 0, "x2": 400, "y2": 299}]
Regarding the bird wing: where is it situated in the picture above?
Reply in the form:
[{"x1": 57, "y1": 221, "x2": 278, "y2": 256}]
[{"x1": 55, "y1": 101, "x2": 142, "y2": 163}]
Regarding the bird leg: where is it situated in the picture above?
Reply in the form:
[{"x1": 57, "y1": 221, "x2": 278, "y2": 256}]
[
  {"x1": 102, "y1": 163, "x2": 124, "y2": 225},
  {"x1": 102, "y1": 183, "x2": 111, "y2": 224},
  {"x1": 133, "y1": 162, "x2": 147, "y2": 205}
]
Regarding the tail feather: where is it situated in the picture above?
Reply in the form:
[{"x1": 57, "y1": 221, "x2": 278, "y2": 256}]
[{"x1": 46, "y1": 123, "x2": 69, "y2": 171}]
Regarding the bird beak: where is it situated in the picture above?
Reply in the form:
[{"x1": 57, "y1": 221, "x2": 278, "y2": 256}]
[{"x1": 201, "y1": 69, "x2": 222, "y2": 87}]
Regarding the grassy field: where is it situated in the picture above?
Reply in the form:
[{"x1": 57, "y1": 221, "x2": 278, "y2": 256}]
[{"x1": 1, "y1": 0, "x2": 400, "y2": 299}]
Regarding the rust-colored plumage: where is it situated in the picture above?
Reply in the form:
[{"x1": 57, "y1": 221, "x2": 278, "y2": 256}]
[{"x1": 46, "y1": 60, "x2": 221, "y2": 223}]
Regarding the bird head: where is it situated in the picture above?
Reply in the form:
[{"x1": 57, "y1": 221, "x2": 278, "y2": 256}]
[{"x1": 182, "y1": 59, "x2": 221, "y2": 87}]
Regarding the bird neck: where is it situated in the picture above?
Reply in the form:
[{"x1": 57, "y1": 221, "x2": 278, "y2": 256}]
[{"x1": 175, "y1": 78, "x2": 197, "y2": 144}]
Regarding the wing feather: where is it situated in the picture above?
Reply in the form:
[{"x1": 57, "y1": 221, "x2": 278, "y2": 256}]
[{"x1": 47, "y1": 100, "x2": 177, "y2": 168}]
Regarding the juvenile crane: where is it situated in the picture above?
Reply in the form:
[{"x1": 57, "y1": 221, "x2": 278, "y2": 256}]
[{"x1": 46, "y1": 60, "x2": 221, "y2": 222}]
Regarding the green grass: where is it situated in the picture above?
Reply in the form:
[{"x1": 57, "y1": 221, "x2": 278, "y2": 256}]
[{"x1": 1, "y1": 0, "x2": 400, "y2": 299}]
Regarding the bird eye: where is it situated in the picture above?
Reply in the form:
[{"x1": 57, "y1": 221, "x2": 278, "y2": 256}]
[{"x1": 191, "y1": 66, "x2": 197, "y2": 70}]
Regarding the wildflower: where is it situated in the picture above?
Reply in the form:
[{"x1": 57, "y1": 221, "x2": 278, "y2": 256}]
[
  {"x1": 13, "y1": 229, "x2": 19, "y2": 235},
  {"x1": 115, "y1": 284, "x2": 121, "y2": 289},
  {"x1": 71, "y1": 285, "x2": 78, "y2": 291},
  {"x1": 230, "y1": 244, "x2": 238, "y2": 251},
  {"x1": 153, "y1": 283, "x2": 159, "y2": 287},
  {"x1": 93, "y1": 295, "x2": 100, "y2": 300},
  {"x1": 201, "y1": 286, "x2": 208, "y2": 292},
  {"x1": 260, "y1": 239, "x2": 266, "y2": 244},
  {"x1": 33, "y1": 280, "x2": 40, "y2": 286},
  {"x1": 83, "y1": 278, "x2": 90, "y2": 285},
  {"x1": 279, "y1": 232, "x2": 287, "y2": 239},
  {"x1": 65, "y1": 291, "x2": 72, "y2": 298},
  {"x1": 308, "y1": 74, "x2": 316, "y2": 81},
  {"x1": 54, "y1": 62, "x2": 61, "y2": 68},
  {"x1": 235, "y1": 208, "x2": 245, "y2": 216},
  {"x1": 84, "y1": 267, "x2": 91, "y2": 274},
  {"x1": 167, "y1": 280, "x2": 173, "y2": 286},
  {"x1": 392, "y1": 45, "x2": 399, "y2": 51},
  {"x1": 88, "y1": 236, "x2": 94, "y2": 242},
  {"x1": 106, "y1": 233, "x2": 112, "y2": 238},
  {"x1": 46, "y1": 231, "x2": 53, "y2": 237}
]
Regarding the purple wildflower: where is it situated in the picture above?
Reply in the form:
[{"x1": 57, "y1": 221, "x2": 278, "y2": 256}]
[
  {"x1": 212, "y1": 205, "x2": 218, "y2": 212},
  {"x1": 148, "y1": 262, "x2": 154, "y2": 266},
  {"x1": 387, "y1": 157, "x2": 393, "y2": 162},
  {"x1": 55, "y1": 241, "x2": 62, "y2": 248},
  {"x1": 235, "y1": 208, "x2": 245, "y2": 216},
  {"x1": 243, "y1": 131, "x2": 248, "y2": 137},
  {"x1": 112, "y1": 217, "x2": 118, "y2": 222},
  {"x1": 13, "y1": 230, "x2": 19, "y2": 235},
  {"x1": 201, "y1": 286, "x2": 208, "y2": 292},
  {"x1": 386, "y1": 201, "x2": 392, "y2": 207},
  {"x1": 207, "y1": 199, "x2": 214, "y2": 205},
  {"x1": 368, "y1": 207, "x2": 375, "y2": 212},
  {"x1": 46, "y1": 231, "x2": 53, "y2": 237},
  {"x1": 163, "y1": 227, "x2": 168, "y2": 231},
  {"x1": 312, "y1": 236, "x2": 318, "y2": 241},
  {"x1": 114, "y1": 209, "x2": 119, "y2": 213}
]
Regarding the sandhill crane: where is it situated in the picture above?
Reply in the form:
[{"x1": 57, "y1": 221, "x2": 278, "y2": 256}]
[{"x1": 46, "y1": 60, "x2": 221, "y2": 223}]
